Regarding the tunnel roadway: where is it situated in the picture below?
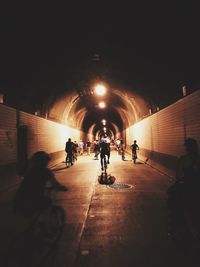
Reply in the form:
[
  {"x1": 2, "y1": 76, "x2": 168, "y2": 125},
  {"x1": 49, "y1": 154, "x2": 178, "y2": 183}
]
[{"x1": 1, "y1": 150, "x2": 200, "y2": 267}]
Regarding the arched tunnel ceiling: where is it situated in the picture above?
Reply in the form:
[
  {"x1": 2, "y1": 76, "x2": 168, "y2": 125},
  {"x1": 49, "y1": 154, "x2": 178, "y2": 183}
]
[
  {"x1": 1, "y1": 4, "x2": 199, "y2": 124},
  {"x1": 48, "y1": 85, "x2": 149, "y2": 135}
]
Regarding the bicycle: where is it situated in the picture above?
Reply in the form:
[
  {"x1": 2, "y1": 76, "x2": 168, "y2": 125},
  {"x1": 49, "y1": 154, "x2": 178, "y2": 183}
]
[
  {"x1": 99, "y1": 153, "x2": 112, "y2": 185},
  {"x1": 66, "y1": 152, "x2": 73, "y2": 168},
  {"x1": 132, "y1": 151, "x2": 137, "y2": 164},
  {"x1": 4, "y1": 186, "x2": 66, "y2": 267}
]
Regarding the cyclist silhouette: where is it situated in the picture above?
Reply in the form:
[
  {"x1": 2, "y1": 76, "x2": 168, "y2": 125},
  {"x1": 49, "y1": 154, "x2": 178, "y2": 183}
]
[
  {"x1": 14, "y1": 151, "x2": 67, "y2": 216},
  {"x1": 65, "y1": 138, "x2": 74, "y2": 166},
  {"x1": 100, "y1": 140, "x2": 110, "y2": 171},
  {"x1": 131, "y1": 140, "x2": 139, "y2": 163}
]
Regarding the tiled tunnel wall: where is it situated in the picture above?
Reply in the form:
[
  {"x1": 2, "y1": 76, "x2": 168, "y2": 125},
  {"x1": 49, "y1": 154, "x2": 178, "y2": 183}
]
[
  {"x1": 0, "y1": 105, "x2": 17, "y2": 166},
  {"x1": 126, "y1": 89, "x2": 200, "y2": 177},
  {"x1": 0, "y1": 106, "x2": 82, "y2": 168}
]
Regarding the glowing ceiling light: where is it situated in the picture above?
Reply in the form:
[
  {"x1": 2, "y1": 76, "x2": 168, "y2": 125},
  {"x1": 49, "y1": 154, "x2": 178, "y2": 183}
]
[
  {"x1": 98, "y1": 101, "x2": 106, "y2": 109},
  {"x1": 95, "y1": 84, "x2": 106, "y2": 96},
  {"x1": 103, "y1": 127, "x2": 107, "y2": 131},
  {"x1": 102, "y1": 119, "x2": 106, "y2": 125}
]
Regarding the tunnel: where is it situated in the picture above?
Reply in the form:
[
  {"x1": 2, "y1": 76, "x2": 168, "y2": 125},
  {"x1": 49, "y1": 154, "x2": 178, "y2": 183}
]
[
  {"x1": 1, "y1": 3, "x2": 200, "y2": 266},
  {"x1": 1, "y1": 87, "x2": 200, "y2": 267},
  {"x1": 47, "y1": 83, "x2": 149, "y2": 140},
  {"x1": 0, "y1": 84, "x2": 200, "y2": 177}
]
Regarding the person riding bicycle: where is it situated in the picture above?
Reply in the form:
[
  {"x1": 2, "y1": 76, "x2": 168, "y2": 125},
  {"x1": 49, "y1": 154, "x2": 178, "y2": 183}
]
[
  {"x1": 65, "y1": 138, "x2": 74, "y2": 166},
  {"x1": 14, "y1": 151, "x2": 67, "y2": 216},
  {"x1": 100, "y1": 140, "x2": 110, "y2": 171},
  {"x1": 131, "y1": 140, "x2": 139, "y2": 162}
]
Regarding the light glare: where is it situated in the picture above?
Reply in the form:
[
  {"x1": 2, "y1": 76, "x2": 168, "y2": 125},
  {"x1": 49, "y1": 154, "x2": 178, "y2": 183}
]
[
  {"x1": 98, "y1": 101, "x2": 106, "y2": 108},
  {"x1": 102, "y1": 119, "x2": 106, "y2": 125},
  {"x1": 95, "y1": 85, "x2": 106, "y2": 96}
]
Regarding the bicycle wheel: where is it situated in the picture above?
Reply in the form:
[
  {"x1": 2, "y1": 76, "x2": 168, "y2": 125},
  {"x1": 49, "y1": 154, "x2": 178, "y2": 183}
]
[
  {"x1": 48, "y1": 206, "x2": 65, "y2": 242},
  {"x1": 132, "y1": 153, "x2": 137, "y2": 163},
  {"x1": 32, "y1": 205, "x2": 66, "y2": 266}
]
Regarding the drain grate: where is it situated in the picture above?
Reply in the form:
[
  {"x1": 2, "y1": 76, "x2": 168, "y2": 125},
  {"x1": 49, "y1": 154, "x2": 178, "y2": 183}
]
[{"x1": 109, "y1": 183, "x2": 133, "y2": 189}]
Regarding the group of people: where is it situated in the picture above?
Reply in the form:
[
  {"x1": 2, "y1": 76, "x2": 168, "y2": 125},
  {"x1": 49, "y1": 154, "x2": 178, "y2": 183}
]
[
  {"x1": 65, "y1": 138, "x2": 99, "y2": 167},
  {"x1": 77, "y1": 140, "x2": 93, "y2": 155},
  {"x1": 13, "y1": 133, "x2": 200, "y2": 245},
  {"x1": 65, "y1": 138, "x2": 111, "y2": 171},
  {"x1": 65, "y1": 137, "x2": 139, "y2": 165},
  {"x1": 78, "y1": 140, "x2": 92, "y2": 155},
  {"x1": 65, "y1": 139, "x2": 93, "y2": 161}
]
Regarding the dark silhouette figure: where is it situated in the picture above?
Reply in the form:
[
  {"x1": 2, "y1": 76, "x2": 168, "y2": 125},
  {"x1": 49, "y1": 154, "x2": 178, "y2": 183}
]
[
  {"x1": 167, "y1": 138, "x2": 200, "y2": 242},
  {"x1": 65, "y1": 138, "x2": 74, "y2": 166},
  {"x1": 131, "y1": 140, "x2": 139, "y2": 163},
  {"x1": 100, "y1": 140, "x2": 110, "y2": 171},
  {"x1": 93, "y1": 140, "x2": 100, "y2": 160},
  {"x1": 14, "y1": 151, "x2": 67, "y2": 216},
  {"x1": 73, "y1": 141, "x2": 78, "y2": 161}
]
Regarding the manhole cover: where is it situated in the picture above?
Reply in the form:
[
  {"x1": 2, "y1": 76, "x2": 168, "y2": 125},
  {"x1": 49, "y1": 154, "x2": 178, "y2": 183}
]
[{"x1": 109, "y1": 183, "x2": 133, "y2": 189}]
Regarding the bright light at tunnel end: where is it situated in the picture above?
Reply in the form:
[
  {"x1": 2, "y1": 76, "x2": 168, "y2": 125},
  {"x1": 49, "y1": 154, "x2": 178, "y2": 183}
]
[
  {"x1": 94, "y1": 84, "x2": 106, "y2": 96},
  {"x1": 98, "y1": 101, "x2": 106, "y2": 109},
  {"x1": 102, "y1": 119, "x2": 106, "y2": 125}
]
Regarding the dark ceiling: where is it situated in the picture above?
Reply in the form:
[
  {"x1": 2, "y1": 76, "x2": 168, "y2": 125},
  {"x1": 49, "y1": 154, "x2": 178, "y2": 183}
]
[{"x1": 0, "y1": 2, "x2": 200, "y2": 129}]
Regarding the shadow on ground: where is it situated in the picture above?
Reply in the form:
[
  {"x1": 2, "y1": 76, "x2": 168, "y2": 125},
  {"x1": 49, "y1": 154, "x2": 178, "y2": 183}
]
[{"x1": 98, "y1": 174, "x2": 116, "y2": 185}]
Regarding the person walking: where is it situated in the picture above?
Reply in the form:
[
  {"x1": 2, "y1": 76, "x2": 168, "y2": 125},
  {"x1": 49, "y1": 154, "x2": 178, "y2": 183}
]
[{"x1": 79, "y1": 140, "x2": 84, "y2": 155}]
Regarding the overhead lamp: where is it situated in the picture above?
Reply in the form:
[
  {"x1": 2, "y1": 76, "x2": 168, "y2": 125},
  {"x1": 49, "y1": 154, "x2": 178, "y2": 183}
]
[
  {"x1": 98, "y1": 101, "x2": 106, "y2": 109},
  {"x1": 94, "y1": 84, "x2": 106, "y2": 96},
  {"x1": 102, "y1": 119, "x2": 106, "y2": 125}
]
